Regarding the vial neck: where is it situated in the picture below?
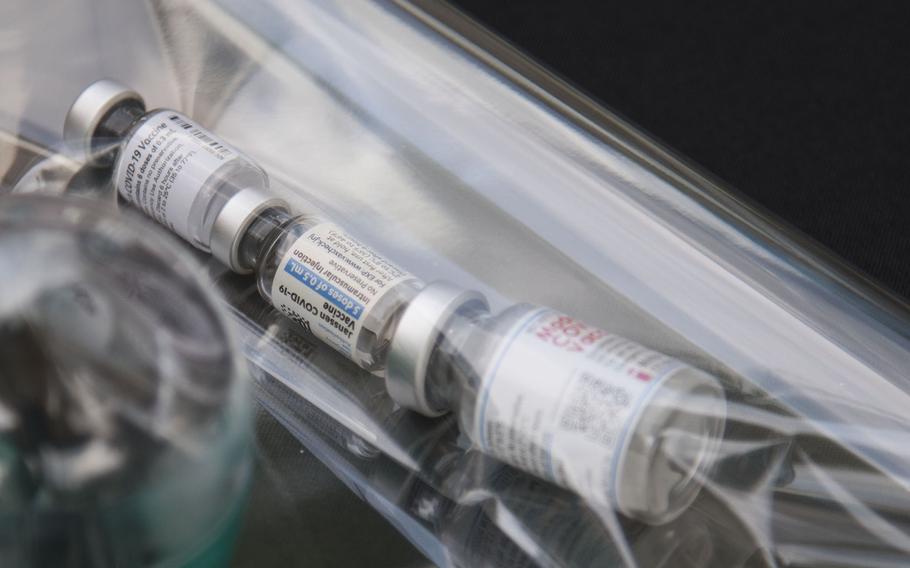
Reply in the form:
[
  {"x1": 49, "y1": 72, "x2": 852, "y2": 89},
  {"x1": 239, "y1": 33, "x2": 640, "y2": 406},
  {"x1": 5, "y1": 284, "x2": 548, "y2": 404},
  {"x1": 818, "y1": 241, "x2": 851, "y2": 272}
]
[
  {"x1": 424, "y1": 304, "x2": 492, "y2": 413},
  {"x1": 237, "y1": 207, "x2": 294, "y2": 272},
  {"x1": 97, "y1": 102, "x2": 146, "y2": 149},
  {"x1": 89, "y1": 101, "x2": 146, "y2": 165}
]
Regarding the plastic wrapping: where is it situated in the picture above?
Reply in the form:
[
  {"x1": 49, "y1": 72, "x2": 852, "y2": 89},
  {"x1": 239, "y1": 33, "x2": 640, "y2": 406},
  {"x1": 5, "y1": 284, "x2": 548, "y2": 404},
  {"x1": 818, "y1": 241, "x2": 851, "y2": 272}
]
[{"x1": 5, "y1": 1, "x2": 910, "y2": 566}]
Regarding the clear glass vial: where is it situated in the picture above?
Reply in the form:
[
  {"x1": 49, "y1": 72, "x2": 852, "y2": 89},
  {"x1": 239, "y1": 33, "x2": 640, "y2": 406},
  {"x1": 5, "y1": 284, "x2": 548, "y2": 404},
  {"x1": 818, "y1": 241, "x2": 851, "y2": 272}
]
[
  {"x1": 386, "y1": 282, "x2": 727, "y2": 523},
  {"x1": 64, "y1": 79, "x2": 281, "y2": 261},
  {"x1": 239, "y1": 210, "x2": 421, "y2": 370},
  {"x1": 65, "y1": 79, "x2": 421, "y2": 370}
]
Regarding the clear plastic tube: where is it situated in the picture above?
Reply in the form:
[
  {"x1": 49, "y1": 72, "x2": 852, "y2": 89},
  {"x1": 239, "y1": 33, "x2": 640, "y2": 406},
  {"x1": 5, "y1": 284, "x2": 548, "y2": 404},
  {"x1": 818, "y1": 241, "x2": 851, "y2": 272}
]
[{"x1": 67, "y1": 78, "x2": 727, "y2": 526}]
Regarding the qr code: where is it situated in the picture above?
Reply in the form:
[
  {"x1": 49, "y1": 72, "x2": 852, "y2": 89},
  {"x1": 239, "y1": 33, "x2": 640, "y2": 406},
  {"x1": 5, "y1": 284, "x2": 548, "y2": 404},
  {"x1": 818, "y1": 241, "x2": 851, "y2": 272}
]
[{"x1": 559, "y1": 373, "x2": 630, "y2": 448}]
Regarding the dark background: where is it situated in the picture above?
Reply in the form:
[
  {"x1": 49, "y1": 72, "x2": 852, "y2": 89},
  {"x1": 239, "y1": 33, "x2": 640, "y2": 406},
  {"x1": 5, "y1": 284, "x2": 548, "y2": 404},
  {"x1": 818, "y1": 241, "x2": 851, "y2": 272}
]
[{"x1": 449, "y1": 0, "x2": 910, "y2": 299}]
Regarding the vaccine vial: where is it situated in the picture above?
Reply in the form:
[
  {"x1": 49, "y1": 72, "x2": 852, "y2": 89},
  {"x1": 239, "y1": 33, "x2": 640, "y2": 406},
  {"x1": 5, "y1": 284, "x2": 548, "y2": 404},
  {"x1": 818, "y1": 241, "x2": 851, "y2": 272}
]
[
  {"x1": 64, "y1": 79, "x2": 279, "y2": 257},
  {"x1": 246, "y1": 212, "x2": 421, "y2": 370},
  {"x1": 65, "y1": 80, "x2": 420, "y2": 370},
  {"x1": 386, "y1": 282, "x2": 726, "y2": 523}
]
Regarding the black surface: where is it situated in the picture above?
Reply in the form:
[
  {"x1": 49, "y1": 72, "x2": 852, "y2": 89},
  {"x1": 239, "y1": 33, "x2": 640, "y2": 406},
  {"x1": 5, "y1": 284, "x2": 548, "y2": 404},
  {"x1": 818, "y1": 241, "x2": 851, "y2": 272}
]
[
  {"x1": 232, "y1": 409, "x2": 430, "y2": 568},
  {"x1": 448, "y1": 1, "x2": 910, "y2": 299}
]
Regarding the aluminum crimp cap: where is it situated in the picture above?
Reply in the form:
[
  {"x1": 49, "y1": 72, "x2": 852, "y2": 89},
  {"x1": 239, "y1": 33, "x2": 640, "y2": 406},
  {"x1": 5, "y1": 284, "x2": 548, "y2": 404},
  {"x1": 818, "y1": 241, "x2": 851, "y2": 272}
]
[
  {"x1": 64, "y1": 79, "x2": 145, "y2": 162},
  {"x1": 211, "y1": 187, "x2": 289, "y2": 274},
  {"x1": 386, "y1": 281, "x2": 488, "y2": 417}
]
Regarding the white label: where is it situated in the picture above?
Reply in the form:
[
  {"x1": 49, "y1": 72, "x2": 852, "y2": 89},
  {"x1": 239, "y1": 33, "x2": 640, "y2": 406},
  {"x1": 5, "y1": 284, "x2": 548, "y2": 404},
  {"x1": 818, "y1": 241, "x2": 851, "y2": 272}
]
[
  {"x1": 475, "y1": 309, "x2": 683, "y2": 507},
  {"x1": 270, "y1": 223, "x2": 412, "y2": 360},
  {"x1": 114, "y1": 110, "x2": 237, "y2": 241}
]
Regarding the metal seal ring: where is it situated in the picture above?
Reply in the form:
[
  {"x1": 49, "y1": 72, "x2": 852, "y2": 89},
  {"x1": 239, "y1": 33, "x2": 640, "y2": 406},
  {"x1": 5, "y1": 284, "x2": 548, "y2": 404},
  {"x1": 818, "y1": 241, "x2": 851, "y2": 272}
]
[
  {"x1": 210, "y1": 187, "x2": 289, "y2": 274},
  {"x1": 385, "y1": 281, "x2": 488, "y2": 417},
  {"x1": 64, "y1": 79, "x2": 145, "y2": 163}
]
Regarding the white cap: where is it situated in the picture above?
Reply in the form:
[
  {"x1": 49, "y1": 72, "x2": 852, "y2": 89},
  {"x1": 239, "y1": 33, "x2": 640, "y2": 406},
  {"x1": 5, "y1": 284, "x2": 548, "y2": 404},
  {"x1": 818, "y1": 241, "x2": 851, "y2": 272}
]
[
  {"x1": 64, "y1": 79, "x2": 145, "y2": 163},
  {"x1": 386, "y1": 282, "x2": 488, "y2": 417},
  {"x1": 211, "y1": 187, "x2": 289, "y2": 274}
]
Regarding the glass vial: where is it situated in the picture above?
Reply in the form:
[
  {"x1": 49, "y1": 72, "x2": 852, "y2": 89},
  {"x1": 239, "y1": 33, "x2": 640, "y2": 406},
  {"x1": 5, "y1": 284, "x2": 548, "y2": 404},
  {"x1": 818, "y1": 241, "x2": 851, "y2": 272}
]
[
  {"x1": 243, "y1": 211, "x2": 421, "y2": 370},
  {"x1": 64, "y1": 79, "x2": 279, "y2": 262},
  {"x1": 386, "y1": 282, "x2": 727, "y2": 523}
]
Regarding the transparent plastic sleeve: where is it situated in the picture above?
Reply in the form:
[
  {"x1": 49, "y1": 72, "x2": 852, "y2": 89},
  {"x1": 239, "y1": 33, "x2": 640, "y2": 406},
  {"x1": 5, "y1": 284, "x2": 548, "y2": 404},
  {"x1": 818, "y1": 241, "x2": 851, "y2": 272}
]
[{"x1": 5, "y1": 1, "x2": 910, "y2": 566}]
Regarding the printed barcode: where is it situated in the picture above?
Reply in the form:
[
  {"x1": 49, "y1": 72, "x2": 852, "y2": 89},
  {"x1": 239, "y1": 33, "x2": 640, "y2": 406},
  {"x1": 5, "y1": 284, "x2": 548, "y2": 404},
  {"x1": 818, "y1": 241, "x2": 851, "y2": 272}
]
[
  {"x1": 168, "y1": 115, "x2": 232, "y2": 159},
  {"x1": 169, "y1": 114, "x2": 193, "y2": 130},
  {"x1": 559, "y1": 373, "x2": 629, "y2": 447}
]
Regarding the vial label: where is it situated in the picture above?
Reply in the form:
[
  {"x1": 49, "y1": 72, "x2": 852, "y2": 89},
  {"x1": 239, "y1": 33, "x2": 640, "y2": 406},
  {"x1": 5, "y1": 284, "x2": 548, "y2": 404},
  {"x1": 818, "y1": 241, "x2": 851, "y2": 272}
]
[
  {"x1": 114, "y1": 110, "x2": 237, "y2": 241},
  {"x1": 270, "y1": 222, "x2": 412, "y2": 359},
  {"x1": 474, "y1": 309, "x2": 683, "y2": 508}
]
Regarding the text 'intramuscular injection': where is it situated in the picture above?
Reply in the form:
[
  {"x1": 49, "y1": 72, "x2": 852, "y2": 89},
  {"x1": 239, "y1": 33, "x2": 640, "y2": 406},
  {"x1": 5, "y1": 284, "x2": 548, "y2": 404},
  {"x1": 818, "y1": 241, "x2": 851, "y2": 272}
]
[{"x1": 65, "y1": 79, "x2": 726, "y2": 523}]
